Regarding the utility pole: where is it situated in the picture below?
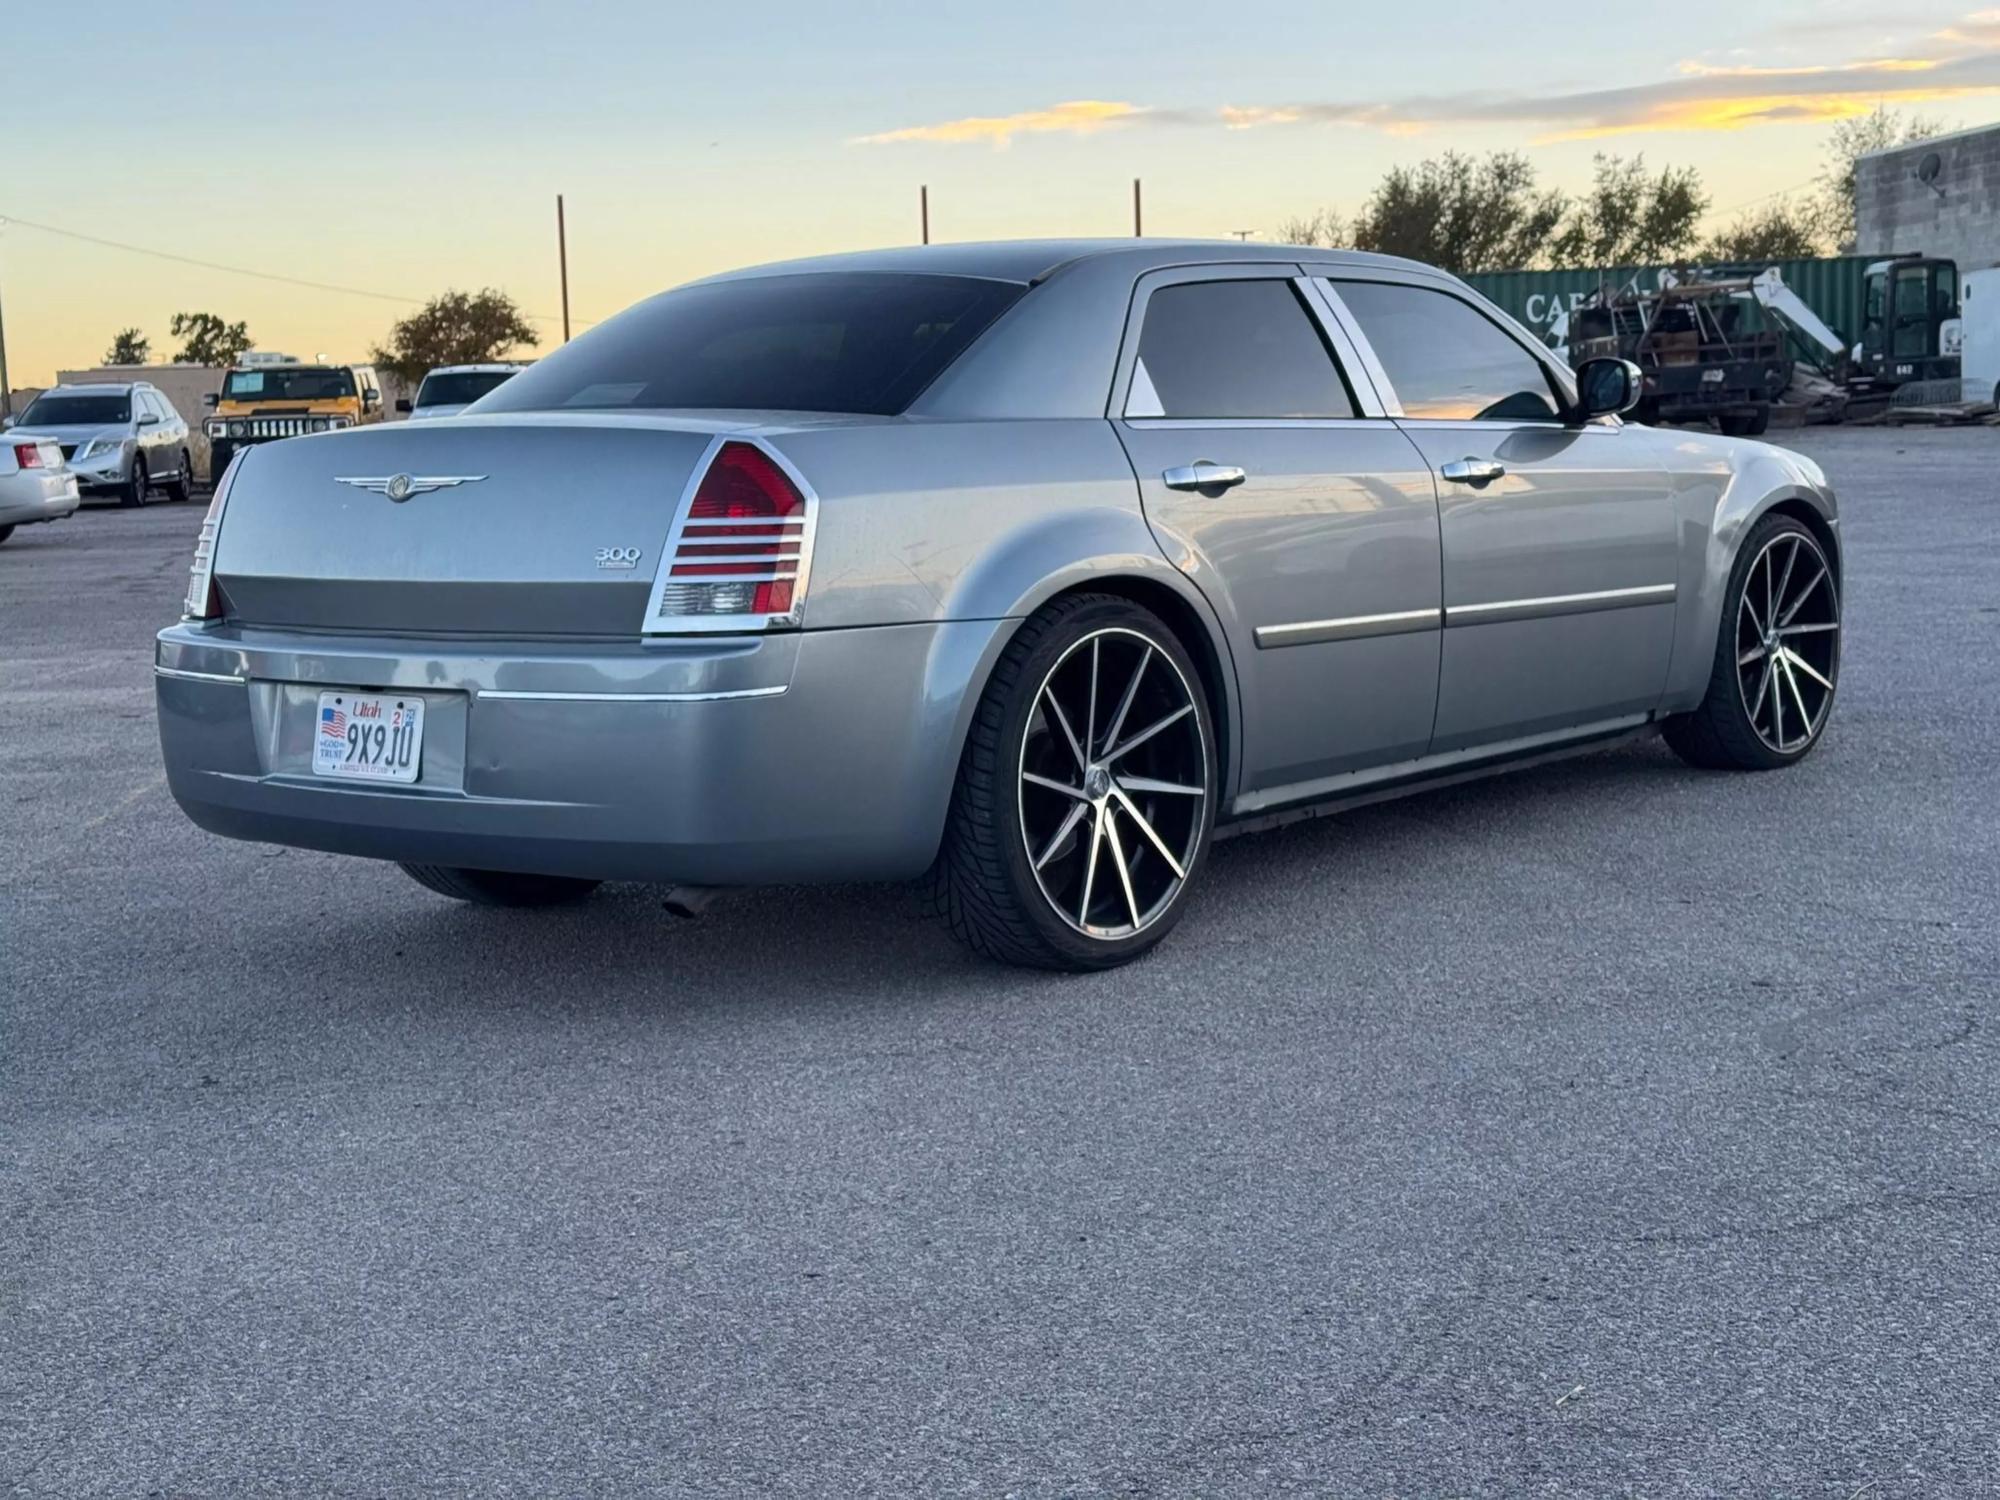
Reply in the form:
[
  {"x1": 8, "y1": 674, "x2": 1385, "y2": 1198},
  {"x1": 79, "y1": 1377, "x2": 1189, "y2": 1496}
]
[
  {"x1": 0, "y1": 220, "x2": 12, "y2": 421},
  {"x1": 1133, "y1": 178, "x2": 1143, "y2": 237},
  {"x1": 1230, "y1": 229, "x2": 1256, "y2": 241},
  {"x1": 556, "y1": 195, "x2": 571, "y2": 344},
  {"x1": 921, "y1": 185, "x2": 930, "y2": 246}
]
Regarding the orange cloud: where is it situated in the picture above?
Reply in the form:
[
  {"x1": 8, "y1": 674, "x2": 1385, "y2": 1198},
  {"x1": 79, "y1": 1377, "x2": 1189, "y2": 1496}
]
[{"x1": 852, "y1": 100, "x2": 1148, "y2": 147}]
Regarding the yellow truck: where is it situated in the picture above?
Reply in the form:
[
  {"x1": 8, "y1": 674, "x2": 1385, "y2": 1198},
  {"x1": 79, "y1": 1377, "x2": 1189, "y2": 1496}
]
[{"x1": 203, "y1": 356, "x2": 386, "y2": 475}]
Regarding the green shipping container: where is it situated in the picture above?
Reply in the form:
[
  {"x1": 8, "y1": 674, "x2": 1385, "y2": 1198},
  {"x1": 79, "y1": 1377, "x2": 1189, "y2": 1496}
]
[{"x1": 1464, "y1": 255, "x2": 1880, "y2": 353}]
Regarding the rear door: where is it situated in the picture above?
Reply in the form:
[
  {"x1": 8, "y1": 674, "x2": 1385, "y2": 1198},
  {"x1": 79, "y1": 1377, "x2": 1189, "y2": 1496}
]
[
  {"x1": 1112, "y1": 265, "x2": 1442, "y2": 801},
  {"x1": 1319, "y1": 274, "x2": 1678, "y2": 753}
]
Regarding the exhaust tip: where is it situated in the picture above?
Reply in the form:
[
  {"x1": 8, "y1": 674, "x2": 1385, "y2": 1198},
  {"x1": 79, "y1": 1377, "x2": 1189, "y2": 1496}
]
[{"x1": 662, "y1": 885, "x2": 722, "y2": 920}]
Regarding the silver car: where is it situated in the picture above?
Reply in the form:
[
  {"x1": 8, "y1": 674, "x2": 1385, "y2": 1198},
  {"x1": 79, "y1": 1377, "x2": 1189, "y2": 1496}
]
[
  {"x1": 156, "y1": 241, "x2": 1842, "y2": 969},
  {"x1": 398, "y1": 363, "x2": 525, "y2": 421},
  {"x1": 12, "y1": 382, "x2": 194, "y2": 505}
]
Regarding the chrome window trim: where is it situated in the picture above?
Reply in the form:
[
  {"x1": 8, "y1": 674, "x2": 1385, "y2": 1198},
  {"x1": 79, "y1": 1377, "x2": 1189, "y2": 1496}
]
[
  {"x1": 477, "y1": 686, "x2": 788, "y2": 704},
  {"x1": 1105, "y1": 261, "x2": 1385, "y2": 422},
  {"x1": 639, "y1": 433, "x2": 820, "y2": 638},
  {"x1": 1447, "y1": 583, "x2": 1676, "y2": 624},
  {"x1": 1253, "y1": 608, "x2": 1441, "y2": 648},
  {"x1": 1310, "y1": 273, "x2": 1582, "y2": 422},
  {"x1": 154, "y1": 665, "x2": 248, "y2": 685},
  {"x1": 1123, "y1": 416, "x2": 1402, "y2": 432}
]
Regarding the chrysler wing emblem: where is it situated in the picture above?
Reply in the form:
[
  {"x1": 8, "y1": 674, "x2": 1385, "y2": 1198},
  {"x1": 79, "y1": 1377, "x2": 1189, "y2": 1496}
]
[{"x1": 335, "y1": 473, "x2": 487, "y2": 502}]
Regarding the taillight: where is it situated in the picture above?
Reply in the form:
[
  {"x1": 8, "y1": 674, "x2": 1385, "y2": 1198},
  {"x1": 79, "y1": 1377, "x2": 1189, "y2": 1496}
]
[
  {"x1": 13, "y1": 442, "x2": 43, "y2": 469},
  {"x1": 644, "y1": 440, "x2": 816, "y2": 632},
  {"x1": 182, "y1": 452, "x2": 244, "y2": 620}
]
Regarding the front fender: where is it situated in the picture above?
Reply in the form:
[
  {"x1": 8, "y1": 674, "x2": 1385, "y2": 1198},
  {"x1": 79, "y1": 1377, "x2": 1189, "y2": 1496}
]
[{"x1": 1657, "y1": 432, "x2": 1840, "y2": 712}]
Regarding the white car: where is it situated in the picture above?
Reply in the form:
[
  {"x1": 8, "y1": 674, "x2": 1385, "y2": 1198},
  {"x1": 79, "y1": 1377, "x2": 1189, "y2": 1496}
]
[
  {"x1": 0, "y1": 433, "x2": 81, "y2": 545},
  {"x1": 398, "y1": 363, "x2": 525, "y2": 421}
]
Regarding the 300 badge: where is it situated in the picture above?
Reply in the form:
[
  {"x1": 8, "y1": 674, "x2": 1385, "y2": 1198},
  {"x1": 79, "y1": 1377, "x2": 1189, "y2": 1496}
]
[{"x1": 595, "y1": 547, "x2": 642, "y2": 570}]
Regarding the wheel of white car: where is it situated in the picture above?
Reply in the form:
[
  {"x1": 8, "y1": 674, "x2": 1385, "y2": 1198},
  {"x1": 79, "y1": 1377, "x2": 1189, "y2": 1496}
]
[{"x1": 928, "y1": 593, "x2": 1217, "y2": 970}]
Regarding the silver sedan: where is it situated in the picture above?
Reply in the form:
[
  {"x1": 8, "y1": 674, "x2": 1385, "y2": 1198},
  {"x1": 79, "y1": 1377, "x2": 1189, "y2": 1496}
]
[{"x1": 156, "y1": 241, "x2": 1841, "y2": 969}]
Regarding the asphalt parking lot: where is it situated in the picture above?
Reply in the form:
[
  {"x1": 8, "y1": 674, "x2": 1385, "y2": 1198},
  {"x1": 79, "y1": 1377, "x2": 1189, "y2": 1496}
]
[{"x1": 3, "y1": 428, "x2": 1997, "y2": 1498}]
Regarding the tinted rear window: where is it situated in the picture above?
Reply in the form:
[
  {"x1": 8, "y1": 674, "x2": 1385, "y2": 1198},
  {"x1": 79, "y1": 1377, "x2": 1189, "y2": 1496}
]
[{"x1": 479, "y1": 273, "x2": 1025, "y2": 417}]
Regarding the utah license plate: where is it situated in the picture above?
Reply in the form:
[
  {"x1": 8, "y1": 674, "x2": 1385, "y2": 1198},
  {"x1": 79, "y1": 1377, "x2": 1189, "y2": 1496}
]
[{"x1": 312, "y1": 691, "x2": 424, "y2": 784}]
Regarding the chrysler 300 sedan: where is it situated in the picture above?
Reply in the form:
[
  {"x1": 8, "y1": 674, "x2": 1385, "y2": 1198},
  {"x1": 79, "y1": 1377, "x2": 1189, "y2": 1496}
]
[{"x1": 156, "y1": 240, "x2": 1841, "y2": 969}]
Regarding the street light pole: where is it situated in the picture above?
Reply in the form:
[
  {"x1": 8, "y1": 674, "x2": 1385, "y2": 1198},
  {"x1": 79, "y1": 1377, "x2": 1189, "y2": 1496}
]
[
  {"x1": 1133, "y1": 178, "x2": 1142, "y2": 237},
  {"x1": 921, "y1": 185, "x2": 929, "y2": 246}
]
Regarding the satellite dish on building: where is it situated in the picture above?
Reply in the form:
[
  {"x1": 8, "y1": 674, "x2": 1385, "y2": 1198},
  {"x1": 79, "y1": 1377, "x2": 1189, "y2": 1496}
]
[{"x1": 1917, "y1": 151, "x2": 1946, "y2": 197}]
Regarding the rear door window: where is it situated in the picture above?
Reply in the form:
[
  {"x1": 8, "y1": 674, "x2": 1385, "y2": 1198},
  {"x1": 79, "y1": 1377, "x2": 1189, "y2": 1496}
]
[
  {"x1": 1332, "y1": 280, "x2": 1562, "y2": 422},
  {"x1": 1129, "y1": 279, "x2": 1354, "y2": 419}
]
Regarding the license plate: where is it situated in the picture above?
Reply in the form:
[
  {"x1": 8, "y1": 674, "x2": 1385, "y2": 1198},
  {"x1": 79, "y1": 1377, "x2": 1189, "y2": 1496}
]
[
  {"x1": 312, "y1": 691, "x2": 424, "y2": 783},
  {"x1": 1702, "y1": 368, "x2": 1726, "y2": 383}
]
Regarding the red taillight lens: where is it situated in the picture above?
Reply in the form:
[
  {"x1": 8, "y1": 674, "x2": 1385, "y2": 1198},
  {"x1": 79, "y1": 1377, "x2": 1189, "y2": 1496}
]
[
  {"x1": 648, "y1": 441, "x2": 813, "y2": 628},
  {"x1": 183, "y1": 452, "x2": 243, "y2": 620},
  {"x1": 14, "y1": 442, "x2": 43, "y2": 469}
]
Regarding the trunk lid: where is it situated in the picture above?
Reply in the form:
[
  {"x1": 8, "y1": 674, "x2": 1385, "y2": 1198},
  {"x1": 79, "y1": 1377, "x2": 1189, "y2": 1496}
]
[{"x1": 212, "y1": 417, "x2": 721, "y2": 635}]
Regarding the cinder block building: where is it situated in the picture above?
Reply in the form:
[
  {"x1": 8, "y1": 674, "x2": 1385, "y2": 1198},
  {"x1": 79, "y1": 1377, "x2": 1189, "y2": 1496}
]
[{"x1": 1855, "y1": 121, "x2": 2000, "y2": 273}]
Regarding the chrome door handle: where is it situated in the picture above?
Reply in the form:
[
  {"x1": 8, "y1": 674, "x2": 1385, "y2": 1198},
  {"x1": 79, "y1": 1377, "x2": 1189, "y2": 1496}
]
[
  {"x1": 1439, "y1": 457, "x2": 1505, "y2": 486},
  {"x1": 1163, "y1": 461, "x2": 1248, "y2": 493}
]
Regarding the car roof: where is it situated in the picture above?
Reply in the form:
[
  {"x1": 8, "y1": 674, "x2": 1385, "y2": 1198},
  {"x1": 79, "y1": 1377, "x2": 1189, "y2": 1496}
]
[
  {"x1": 45, "y1": 382, "x2": 142, "y2": 395},
  {"x1": 694, "y1": 237, "x2": 1435, "y2": 287},
  {"x1": 424, "y1": 364, "x2": 524, "y2": 376}
]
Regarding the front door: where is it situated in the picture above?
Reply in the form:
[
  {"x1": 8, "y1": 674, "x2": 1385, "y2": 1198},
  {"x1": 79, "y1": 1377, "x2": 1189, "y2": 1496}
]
[
  {"x1": 1112, "y1": 268, "x2": 1443, "y2": 801},
  {"x1": 1323, "y1": 276, "x2": 1679, "y2": 753}
]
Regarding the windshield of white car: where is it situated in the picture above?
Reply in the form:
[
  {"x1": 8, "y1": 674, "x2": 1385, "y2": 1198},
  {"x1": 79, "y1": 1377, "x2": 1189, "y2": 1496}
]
[
  {"x1": 418, "y1": 370, "x2": 517, "y2": 407},
  {"x1": 475, "y1": 273, "x2": 1025, "y2": 417},
  {"x1": 223, "y1": 368, "x2": 356, "y2": 402},
  {"x1": 21, "y1": 394, "x2": 131, "y2": 425}
]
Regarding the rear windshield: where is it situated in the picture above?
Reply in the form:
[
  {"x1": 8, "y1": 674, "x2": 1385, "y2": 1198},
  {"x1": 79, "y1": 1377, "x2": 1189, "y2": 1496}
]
[
  {"x1": 418, "y1": 369, "x2": 518, "y2": 407},
  {"x1": 224, "y1": 368, "x2": 356, "y2": 402},
  {"x1": 21, "y1": 393, "x2": 130, "y2": 426},
  {"x1": 478, "y1": 272, "x2": 1025, "y2": 417}
]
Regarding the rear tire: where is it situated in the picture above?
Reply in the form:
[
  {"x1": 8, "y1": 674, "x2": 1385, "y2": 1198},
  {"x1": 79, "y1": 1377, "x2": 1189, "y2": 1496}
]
[
  {"x1": 400, "y1": 863, "x2": 602, "y2": 907},
  {"x1": 926, "y1": 593, "x2": 1217, "y2": 971},
  {"x1": 120, "y1": 456, "x2": 148, "y2": 508},
  {"x1": 1663, "y1": 513, "x2": 1839, "y2": 771}
]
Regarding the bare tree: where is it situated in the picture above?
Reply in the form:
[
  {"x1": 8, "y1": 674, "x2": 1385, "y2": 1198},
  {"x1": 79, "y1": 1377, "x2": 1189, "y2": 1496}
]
[
  {"x1": 1275, "y1": 208, "x2": 1345, "y2": 248},
  {"x1": 1820, "y1": 106, "x2": 1950, "y2": 251}
]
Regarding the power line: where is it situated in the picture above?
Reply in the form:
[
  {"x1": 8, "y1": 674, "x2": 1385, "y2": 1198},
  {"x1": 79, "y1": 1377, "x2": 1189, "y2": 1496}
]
[{"x1": 0, "y1": 212, "x2": 588, "y2": 328}]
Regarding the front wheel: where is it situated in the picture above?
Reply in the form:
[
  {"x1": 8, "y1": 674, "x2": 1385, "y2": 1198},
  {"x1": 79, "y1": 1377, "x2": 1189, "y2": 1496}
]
[
  {"x1": 1663, "y1": 514, "x2": 1840, "y2": 770},
  {"x1": 927, "y1": 594, "x2": 1217, "y2": 970},
  {"x1": 120, "y1": 456, "x2": 148, "y2": 508},
  {"x1": 400, "y1": 863, "x2": 602, "y2": 907},
  {"x1": 166, "y1": 450, "x2": 192, "y2": 502}
]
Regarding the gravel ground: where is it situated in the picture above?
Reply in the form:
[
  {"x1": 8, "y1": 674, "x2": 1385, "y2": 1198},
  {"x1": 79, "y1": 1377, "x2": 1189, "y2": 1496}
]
[{"x1": 2, "y1": 428, "x2": 1996, "y2": 1498}]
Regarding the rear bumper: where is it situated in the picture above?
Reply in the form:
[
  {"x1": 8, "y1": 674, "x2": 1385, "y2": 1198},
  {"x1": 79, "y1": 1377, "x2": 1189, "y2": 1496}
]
[
  {"x1": 156, "y1": 618, "x2": 1009, "y2": 886},
  {"x1": 0, "y1": 472, "x2": 81, "y2": 525}
]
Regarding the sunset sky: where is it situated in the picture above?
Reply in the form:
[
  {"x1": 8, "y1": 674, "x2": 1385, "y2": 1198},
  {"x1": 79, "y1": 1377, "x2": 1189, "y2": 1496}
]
[{"x1": 5, "y1": 0, "x2": 1997, "y2": 387}]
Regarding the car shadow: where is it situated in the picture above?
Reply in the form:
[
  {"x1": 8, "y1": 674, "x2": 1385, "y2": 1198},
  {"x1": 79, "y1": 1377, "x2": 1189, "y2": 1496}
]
[{"x1": 283, "y1": 735, "x2": 1688, "y2": 1026}]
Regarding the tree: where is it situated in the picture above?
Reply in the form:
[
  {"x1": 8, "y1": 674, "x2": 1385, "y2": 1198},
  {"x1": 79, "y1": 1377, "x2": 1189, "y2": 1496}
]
[
  {"x1": 171, "y1": 311, "x2": 253, "y2": 367},
  {"x1": 369, "y1": 288, "x2": 538, "y2": 388},
  {"x1": 1819, "y1": 106, "x2": 1949, "y2": 251},
  {"x1": 104, "y1": 328, "x2": 150, "y2": 365},
  {"x1": 1350, "y1": 152, "x2": 1568, "y2": 275},
  {"x1": 1700, "y1": 199, "x2": 1827, "y2": 264},
  {"x1": 1276, "y1": 208, "x2": 1345, "y2": 248},
  {"x1": 1547, "y1": 154, "x2": 1709, "y2": 269}
]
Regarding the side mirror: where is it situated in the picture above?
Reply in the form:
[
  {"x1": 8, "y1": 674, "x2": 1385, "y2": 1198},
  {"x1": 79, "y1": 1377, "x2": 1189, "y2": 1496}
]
[
  {"x1": 1574, "y1": 357, "x2": 1643, "y2": 420},
  {"x1": 203, "y1": 392, "x2": 219, "y2": 408},
  {"x1": 395, "y1": 397, "x2": 412, "y2": 414},
  {"x1": 363, "y1": 388, "x2": 381, "y2": 408},
  {"x1": 0, "y1": 414, "x2": 14, "y2": 430},
  {"x1": 138, "y1": 413, "x2": 160, "y2": 427}
]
